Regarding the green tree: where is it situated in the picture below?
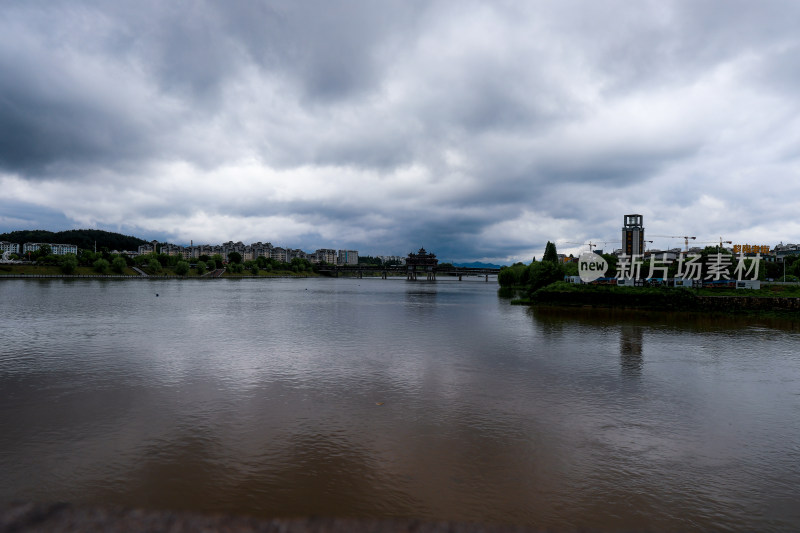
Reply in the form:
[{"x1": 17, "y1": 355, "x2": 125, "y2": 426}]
[
  {"x1": 227, "y1": 251, "x2": 243, "y2": 264},
  {"x1": 111, "y1": 256, "x2": 127, "y2": 274},
  {"x1": 790, "y1": 257, "x2": 800, "y2": 279},
  {"x1": 562, "y1": 261, "x2": 578, "y2": 276},
  {"x1": 80, "y1": 250, "x2": 97, "y2": 266},
  {"x1": 542, "y1": 241, "x2": 558, "y2": 263},
  {"x1": 602, "y1": 253, "x2": 618, "y2": 278},
  {"x1": 60, "y1": 255, "x2": 78, "y2": 274},
  {"x1": 765, "y1": 260, "x2": 783, "y2": 281},
  {"x1": 244, "y1": 260, "x2": 259, "y2": 275},
  {"x1": 358, "y1": 256, "x2": 382, "y2": 266},
  {"x1": 528, "y1": 261, "x2": 564, "y2": 293},
  {"x1": 196, "y1": 261, "x2": 207, "y2": 275},
  {"x1": 497, "y1": 263, "x2": 529, "y2": 287},
  {"x1": 291, "y1": 257, "x2": 311, "y2": 272},
  {"x1": 211, "y1": 254, "x2": 224, "y2": 269},
  {"x1": 148, "y1": 258, "x2": 162, "y2": 273},
  {"x1": 93, "y1": 258, "x2": 110, "y2": 274},
  {"x1": 39, "y1": 254, "x2": 59, "y2": 265},
  {"x1": 498, "y1": 267, "x2": 517, "y2": 287},
  {"x1": 175, "y1": 261, "x2": 190, "y2": 276}
]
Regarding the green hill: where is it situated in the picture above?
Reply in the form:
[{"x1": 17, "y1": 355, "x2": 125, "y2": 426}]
[{"x1": 0, "y1": 229, "x2": 147, "y2": 252}]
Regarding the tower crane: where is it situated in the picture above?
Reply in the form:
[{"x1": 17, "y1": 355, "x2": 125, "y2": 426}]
[
  {"x1": 691, "y1": 239, "x2": 733, "y2": 252},
  {"x1": 564, "y1": 241, "x2": 613, "y2": 253},
  {"x1": 650, "y1": 235, "x2": 696, "y2": 252}
]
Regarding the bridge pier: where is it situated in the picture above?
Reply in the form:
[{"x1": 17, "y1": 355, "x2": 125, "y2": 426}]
[{"x1": 323, "y1": 264, "x2": 497, "y2": 280}]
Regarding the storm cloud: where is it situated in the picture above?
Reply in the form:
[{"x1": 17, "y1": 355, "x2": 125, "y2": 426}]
[{"x1": 2, "y1": 0, "x2": 800, "y2": 262}]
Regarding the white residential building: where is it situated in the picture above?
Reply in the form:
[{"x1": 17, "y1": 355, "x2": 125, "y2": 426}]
[
  {"x1": 311, "y1": 249, "x2": 337, "y2": 264},
  {"x1": 51, "y1": 243, "x2": 78, "y2": 255},
  {"x1": 337, "y1": 250, "x2": 358, "y2": 266},
  {"x1": 250, "y1": 242, "x2": 274, "y2": 260},
  {"x1": 271, "y1": 247, "x2": 287, "y2": 263},
  {"x1": 137, "y1": 241, "x2": 159, "y2": 255},
  {"x1": 774, "y1": 243, "x2": 800, "y2": 258},
  {"x1": 0, "y1": 241, "x2": 19, "y2": 255},
  {"x1": 23, "y1": 242, "x2": 78, "y2": 255},
  {"x1": 286, "y1": 249, "x2": 307, "y2": 262},
  {"x1": 160, "y1": 244, "x2": 184, "y2": 257}
]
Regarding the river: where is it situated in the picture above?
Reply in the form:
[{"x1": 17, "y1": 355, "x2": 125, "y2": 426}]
[{"x1": 1, "y1": 278, "x2": 799, "y2": 531}]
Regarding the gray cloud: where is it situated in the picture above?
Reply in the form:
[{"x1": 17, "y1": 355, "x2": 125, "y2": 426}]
[{"x1": 2, "y1": 1, "x2": 800, "y2": 262}]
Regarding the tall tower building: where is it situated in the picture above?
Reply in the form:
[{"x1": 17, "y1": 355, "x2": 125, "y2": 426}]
[{"x1": 622, "y1": 214, "x2": 644, "y2": 256}]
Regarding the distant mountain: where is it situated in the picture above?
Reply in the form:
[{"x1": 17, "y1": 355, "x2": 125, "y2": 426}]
[
  {"x1": 0, "y1": 229, "x2": 147, "y2": 251},
  {"x1": 452, "y1": 261, "x2": 504, "y2": 269}
]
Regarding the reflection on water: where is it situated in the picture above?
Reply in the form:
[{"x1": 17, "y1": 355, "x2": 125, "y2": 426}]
[
  {"x1": 620, "y1": 325, "x2": 643, "y2": 375},
  {"x1": 531, "y1": 304, "x2": 800, "y2": 332},
  {"x1": 2, "y1": 279, "x2": 800, "y2": 531}
]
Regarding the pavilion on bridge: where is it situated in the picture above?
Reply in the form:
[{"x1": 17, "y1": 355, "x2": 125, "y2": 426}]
[{"x1": 406, "y1": 248, "x2": 438, "y2": 280}]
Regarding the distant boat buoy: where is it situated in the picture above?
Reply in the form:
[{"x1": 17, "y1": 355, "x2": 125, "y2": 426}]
[{"x1": 156, "y1": 294, "x2": 159, "y2": 297}]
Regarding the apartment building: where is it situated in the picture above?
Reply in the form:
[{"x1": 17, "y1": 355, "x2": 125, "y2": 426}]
[
  {"x1": 337, "y1": 250, "x2": 358, "y2": 266},
  {"x1": 22, "y1": 242, "x2": 78, "y2": 255},
  {"x1": 774, "y1": 243, "x2": 800, "y2": 258},
  {"x1": 313, "y1": 249, "x2": 337, "y2": 264},
  {"x1": 131, "y1": 240, "x2": 358, "y2": 265},
  {"x1": 0, "y1": 241, "x2": 20, "y2": 255}
]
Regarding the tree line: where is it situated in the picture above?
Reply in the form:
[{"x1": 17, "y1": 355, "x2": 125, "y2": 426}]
[
  {"x1": 9, "y1": 245, "x2": 321, "y2": 277},
  {"x1": 0, "y1": 229, "x2": 146, "y2": 251},
  {"x1": 498, "y1": 242, "x2": 600, "y2": 295}
]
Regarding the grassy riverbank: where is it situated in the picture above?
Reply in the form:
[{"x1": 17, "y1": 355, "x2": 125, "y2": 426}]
[{"x1": 0, "y1": 264, "x2": 140, "y2": 276}]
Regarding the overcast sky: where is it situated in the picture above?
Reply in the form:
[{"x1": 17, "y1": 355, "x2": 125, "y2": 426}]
[{"x1": 2, "y1": 1, "x2": 799, "y2": 263}]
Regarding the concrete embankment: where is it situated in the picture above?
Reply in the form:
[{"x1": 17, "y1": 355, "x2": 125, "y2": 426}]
[
  {"x1": 694, "y1": 295, "x2": 800, "y2": 312},
  {"x1": 1, "y1": 502, "x2": 539, "y2": 533}
]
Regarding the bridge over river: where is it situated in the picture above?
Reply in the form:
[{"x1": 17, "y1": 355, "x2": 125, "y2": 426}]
[{"x1": 317, "y1": 264, "x2": 500, "y2": 281}]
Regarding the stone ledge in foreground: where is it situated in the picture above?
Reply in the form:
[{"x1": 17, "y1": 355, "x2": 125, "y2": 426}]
[{"x1": 1, "y1": 502, "x2": 554, "y2": 533}]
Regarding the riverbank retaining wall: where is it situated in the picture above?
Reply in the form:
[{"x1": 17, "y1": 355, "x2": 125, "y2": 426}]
[{"x1": 531, "y1": 290, "x2": 800, "y2": 312}]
